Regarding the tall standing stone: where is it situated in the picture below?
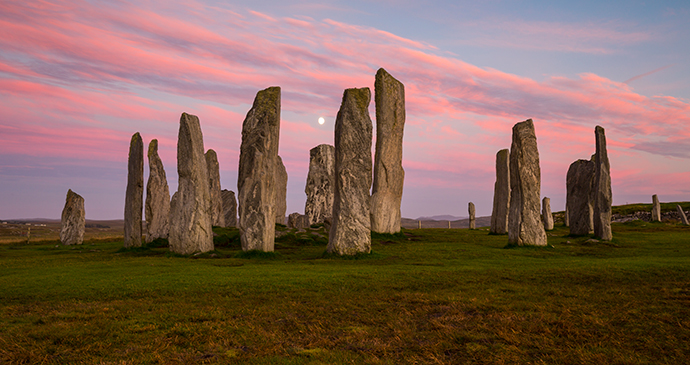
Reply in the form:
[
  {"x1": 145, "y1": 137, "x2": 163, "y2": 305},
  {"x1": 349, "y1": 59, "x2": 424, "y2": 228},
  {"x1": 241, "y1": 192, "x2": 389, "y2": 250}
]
[
  {"x1": 566, "y1": 159, "x2": 595, "y2": 235},
  {"x1": 371, "y1": 68, "x2": 405, "y2": 234},
  {"x1": 677, "y1": 205, "x2": 689, "y2": 225},
  {"x1": 221, "y1": 189, "x2": 237, "y2": 227},
  {"x1": 468, "y1": 202, "x2": 476, "y2": 229},
  {"x1": 490, "y1": 149, "x2": 510, "y2": 234},
  {"x1": 238, "y1": 87, "x2": 281, "y2": 252},
  {"x1": 593, "y1": 126, "x2": 612, "y2": 241},
  {"x1": 145, "y1": 139, "x2": 170, "y2": 243},
  {"x1": 305, "y1": 144, "x2": 335, "y2": 226},
  {"x1": 169, "y1": 113, "x2": 214, "y2": 254},
  {"x1": 275, "y1": 156, "x2": 288, "y2": 225},
  {"x1": 60, "y1": 189, "x2": 85, "y2": 245},
  {"x1": 205, "y1": 149, "x2": 225, "y2": 227},
  {"x1": 564, "y1": 205, "x2": 570, "y2": 227},
  {"x1": 542, "y1": 197, "x2": 554, "y2": 231},
  {"x1": 124, "y1": 132, "x2": 144, "y2": 248},
  {"x1": 508, "y1": 119, "x2": 547, "y2": 246},
  {"x1": 328, "y1": 87, "x2": 373, "y2": 255},
  {"x1": 651, "y1": 194, "x2": 661, "y2": 222}
]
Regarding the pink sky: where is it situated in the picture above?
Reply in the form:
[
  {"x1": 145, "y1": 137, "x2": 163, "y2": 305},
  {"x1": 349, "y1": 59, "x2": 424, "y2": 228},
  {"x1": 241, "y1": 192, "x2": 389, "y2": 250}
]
[{"x1": 1, "y1": 0, "x2": 689, "y2": 219}]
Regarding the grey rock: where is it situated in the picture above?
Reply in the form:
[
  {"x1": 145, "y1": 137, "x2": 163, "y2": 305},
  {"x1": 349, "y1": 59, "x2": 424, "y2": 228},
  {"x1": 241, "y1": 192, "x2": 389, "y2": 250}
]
[
  {"x1": 328, "y1": 87, "x2": 373, "y2": 255},
  {"x1": 124, "y1": 132, "x2": 144, "y2": 248},
  {"x1": 221, "y1": 189, "x2": 237, "y2": 227},
  {"x1": 275, "y1": 155, "x2": 288, "y2": 225},
  {"x1": 564, "y1": 204, "x2": 569, "y2": 227},
  {"x1": 651, "y1": 194, "x2": 661, "y2": 222},
  {"x1": 60, "y1": 189, "x2": 85, "y2": 245},
  {"x1": 169, "y1": 113, "x2": 214, "y2": 254},
  {"x1": 490, "y1": 149, "x2": 510, "y2": 234},
  {"x1": 205, "y1": 149, "x2": 225, "y2": 227},
  {"x1": 677, "y1": 205, "x2": 689, "y2": 225},
  {"x1": 145, "y1": 139, "x2": 170, "y2": 243},
  {"x1": 468, "y1": 202, "x2": 476, "y2": 229},
  {"x1": 305, "y1": 144, "x2": 335, "y2": 226},
  {"x1": 508, "y1": 119, "x2": 547, "y2": 246},
  {"x1": 593, "y1": 126, "x2": 612, "y2": 241},
  {"x1": 238, "y1": 87, "x2": 281, "y2": 252},
  {"x1": 287, "y1": 212, "x2": 310, "y2": 229},
  {"x1": 566, "y1": 159, "x2": 595, "y2": 235},
  {"x1": 542, "y1": 197, "x2": 554, "y2": 230},
  {"x1": 371, "y1": 68, "x2": 405, "y2": 234}
]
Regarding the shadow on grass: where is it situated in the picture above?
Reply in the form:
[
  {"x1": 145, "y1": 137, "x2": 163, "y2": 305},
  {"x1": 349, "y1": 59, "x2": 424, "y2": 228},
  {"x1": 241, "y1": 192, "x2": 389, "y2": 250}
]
[
  {"x1": 235, "y1": 250, "x2": 282, "y2": 259},
  {"x1": 503, "y1": 243, "x2": 556, "y2": 250},
  {"x1": 320, "y1": 250, "x2": 387, "y2": 260}
]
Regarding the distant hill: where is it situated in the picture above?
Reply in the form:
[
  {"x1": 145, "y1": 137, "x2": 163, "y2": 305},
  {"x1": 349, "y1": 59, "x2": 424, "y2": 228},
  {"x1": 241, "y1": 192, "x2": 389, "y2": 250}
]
[{"x1": 414, "y1": 215, "x2": 466, "y2": 221}]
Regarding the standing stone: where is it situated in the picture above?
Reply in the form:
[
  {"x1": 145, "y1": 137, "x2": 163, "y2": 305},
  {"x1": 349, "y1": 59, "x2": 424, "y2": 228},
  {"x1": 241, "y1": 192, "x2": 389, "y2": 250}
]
[
  {"x1": 564, "y1": 204, "x2": 569, "y2": 227},
  {"x1": 287, "y1": 212, "x2": 310, "y2": 229},
  {"x1": 60, "y1": 189, "x2": 85, "y2": 245},
  {"x1": 508, "y1": 119, "x2": 547, "y2": 246},
  {"x1": 542, "y1": 197, "x2": 554, "y2": 231},
  {"x1": 566, "y1": 159, "x2": 595, "y2": 235},
  {"x1": 124, "y1": 132, "x2": 144, "y2": 248},
  {"x1": 238, "y1": 87, "x2": 281, "y2": 252},
  {"x1": 328, "y1": 87, "x2": 373, "y2": 255},
  {"x1": 205, "y1": 149, "x2": 225, "y2": 227},
  {"x1": 169, "y1": 113, "x2": 214, "y2": 254},
  {"x1": 305, "y1": 144, "x2": 335, "y2": 226},
  {"x1": 676, "y1": 205, "x2": 689, "y2": 225},
  {"x1": 468, "y1": 202, "x2": 476, "y2": 229},
  {"x1": 275, "y1": 156, "x2": 288, "y2": 225},
  {"x1": 145, "y1": 139, "x2": 170, "y2": 243},
  {"x1": 651, "y1": 194, "x2": 661, "y2": 222},
  {"x1": 371, "y1": 68, "x2": 405, "y2": 234},
  {"x1": 221, "y1": 189, "x2": 237, "y2": 227},
  {"x1": 490, "y1": 149, "x2": 510, "y2": 234},
  {"x1": 593, "y1": 126, "x2": 612, "y2": 241}
]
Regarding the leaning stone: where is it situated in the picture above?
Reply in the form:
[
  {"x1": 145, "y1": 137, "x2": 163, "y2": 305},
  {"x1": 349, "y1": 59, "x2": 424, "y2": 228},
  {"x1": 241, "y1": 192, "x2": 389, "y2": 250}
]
[
  {"x1": 238, "y1": 87, "x2": 281, "y2": 252},
  {"x1": 275, "y1": 156, "x2": 288, "y2": 225},
  {"x1": 60, "y1": 189, "x2": 85, "y2": 245},
  {"x1": 124, "y1": 132, "x2": 144, "y2": 248},
  {"x1": 371, "y1": 68, "x2": 405, "y2": 234},
  {"x1": 508, "y1": 119, "x2": 547, "y2": 246},
  {"x1": 593, "y1": 126, "x2": 612, "y2": 241},
  {"x1": 677, "y1": 205, "x2": 689, "y2": 225},
  {"x1": 490, "y1": 149, "x2": 510, "y2": 234},
  {"x1": 205, "y1": 149, "x2": 225, "y2": 227},
  {"x1": 145, "y1": 139, "x2": 170, "y2": 243},
  {"x1": 468, "y1": 202, "x2": 476, "y2": 229},
  {"x1": 305, "y1": 144, "x2": 335, "y2": 226},
  {"x1": 169, "y1": 113, "x2": 214, "y2": 254},
  {"x1": 328, "y1": 87, "x2": 373, "y2": 255},
  {"x1": 651, "y1": 194, "x2": 661, "y2": 222},
  {"x1": 221, "y1": 189, "x2": 237, "y2": 227},
  {"x1": 566, "y1": 159, "x2": 595, "y2": 235},
  {"x1": 542, "y1": 197, "x2": 554, "y2": 230},
  {"x1": 288, "y1": 212, "x2": 310, "y2": 229}
]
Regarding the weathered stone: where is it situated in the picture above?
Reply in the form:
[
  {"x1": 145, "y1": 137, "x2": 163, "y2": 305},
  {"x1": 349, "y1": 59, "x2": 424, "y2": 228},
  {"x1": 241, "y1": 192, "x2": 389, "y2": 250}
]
[
  {"x1": 566, "y1": 159, "x2": 595, "y2": 235},
  {"x1": 371, "y1": 68, "x2": 405, "y2": 234},
  {"x1": 542, "y1": 197, "x2": 554, "y2": 230},
  {"x1": 508, "y1": 119, "x2": 547, "y2": 246},
  {"x1": 677, "y1": 205, "x2": 689, "y2": 225},
  {"x1": 593, "y1": 126, "x2": 612, "y2": 241},
  {"x1": 564, "y1": 204, "x2": 570, "y2": 227},
  {"x1": 169, "y1": 113, "x2": 214, "y2": 254},
  {"x1": 305, "y1": 144, "x2": 335, "y2": 226},
  {"x1": 205, "y1": 149, "x2": 225, "y2": 227},
  {"x1": 468, "y1": 202, "x2": 476, "y2": 229},
  {"x1": 287, "y1": 212, "x2": 310, "y2": 229},
  {"x1": 651, "y1": 194, "x2": 661, "y2": 222},
  {"x1": 60, "y1": 189, "x2": 85, "y2": 245},
  {"x1": 124, "y1": 132, "x2": 144, "y2": 248},
  {"x1": 145, "y1": 139, "x2": 170, "y2": 243},
  {"x1": 221, "y1": 189, "x2": 237, "y2": 227},
  {"x1": 275, "y1": 156, "x2": 288, "y2": 225},
  {"x1": 238, "y1": 87, "x2": 281, "y2": 252},
  {"x1": 328, "y1": 87, "x2": 373, "y2": 255},
  {"x1": 490, "y1": 149, "x2": 510, "y2": 234}
]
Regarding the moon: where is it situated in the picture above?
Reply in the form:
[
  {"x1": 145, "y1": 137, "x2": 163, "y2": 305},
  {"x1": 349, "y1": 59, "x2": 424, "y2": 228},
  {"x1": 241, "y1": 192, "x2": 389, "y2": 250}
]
[{"x1": 318, "y1": 117, "x2": 325, "y2": 125}]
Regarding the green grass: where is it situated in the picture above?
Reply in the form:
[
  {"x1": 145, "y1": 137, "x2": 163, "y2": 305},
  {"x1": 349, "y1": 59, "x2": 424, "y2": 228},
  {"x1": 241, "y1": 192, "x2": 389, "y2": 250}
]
[
  {"x1": 1, "y1": 223, "x2": 689, "y2": 364},
  {"x1": 612, "y1": 201, "x2": 690, "y2": 216}
]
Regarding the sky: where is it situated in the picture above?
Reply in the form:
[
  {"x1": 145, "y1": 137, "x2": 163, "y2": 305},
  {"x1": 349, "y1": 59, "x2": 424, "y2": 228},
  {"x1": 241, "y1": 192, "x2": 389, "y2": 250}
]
[{"x1": 1, "y1": 0, "x2": 689, "y2": 220}]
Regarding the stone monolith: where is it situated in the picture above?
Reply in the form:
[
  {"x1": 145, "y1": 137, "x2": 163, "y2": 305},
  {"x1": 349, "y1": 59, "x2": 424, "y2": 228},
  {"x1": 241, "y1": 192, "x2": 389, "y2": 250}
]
[
  {"x1": 205, "y1": 149, "x2": 225, "y2": 227},
  {"x1": 677, "y1": 205, "x2": 689, "y2": 225},
  {"x1": 542, "y1": 197, "x2": 554, "y2": 230},
  {"x1": 371, "y1": 68, "x2": 405, "y2": 234},
  {"x1": 287, "y1": 212, "x2": 310, "y2": 229},
  {"x1": 468, "y1": 202, "x2": 476, "y2": 229},
  {"x1": 238, "y1": 86, "x2": 281, "y2": 252},
  {"x1": 305, "y1": 144, "x2": 335, "y2": 226},
  {"x1": 328, "y1": 87, "x2": 373, "y2": 255},
  {"x1": 564, "y1": 205, "x2": 570, "y2": 227},
  {"x1": 275, "y1": 156, "x2": 288, "y2": 225},
  {"x1": 651, "y1": 194, "x2": 661, "y2": 222},
  {"x1": 221, "y1": 189, "x2": 237, "y2": 227},
  {"x1": 60, "y1": 189, "x2": 85, "y2": 245},
  {"x1": 593, "y1": 126, "x2": 612, "y2": 241},
  {"x1": 566, "y1": 159, "x2": 595, "y2": 235},
  {"x1": 490, "y1": 149, "x2": 510, "y2": 234},
  {"x1": 145, "y1": 139, "x2": 170, "y2": 243},
  {"x1": 169, "y1": 113, "x2": 214, "y2": 254},
  {"x1": 124, "y1": 132, "x2": 144, "y2": 248},
  {"x1": 508, "y1": 119, "x2": 547, "y2": 246}
]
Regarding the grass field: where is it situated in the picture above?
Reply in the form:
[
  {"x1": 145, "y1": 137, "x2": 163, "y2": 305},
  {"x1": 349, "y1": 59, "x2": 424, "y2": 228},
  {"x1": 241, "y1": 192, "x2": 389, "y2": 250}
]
[{"x1": 1, "y1": 221, "x2": 689, "y2": 364}]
